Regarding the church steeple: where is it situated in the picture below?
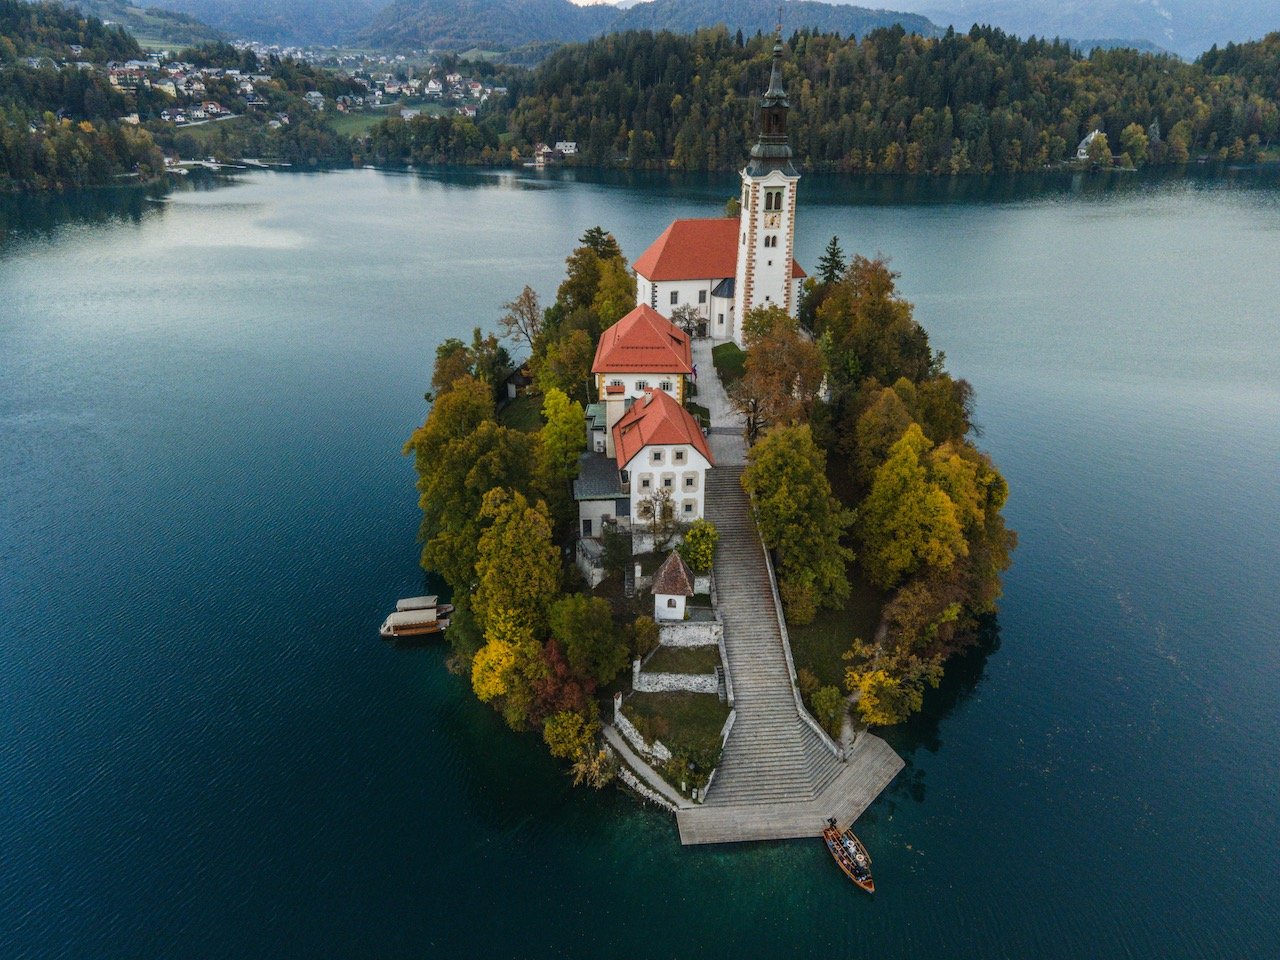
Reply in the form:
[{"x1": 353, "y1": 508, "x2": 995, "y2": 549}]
[
  {"x1": 749, "y1": 38, "x2": 796, "y2": 176},
  {"x1": 732, "y1": 32, "x2": 803, "y2": 346}
]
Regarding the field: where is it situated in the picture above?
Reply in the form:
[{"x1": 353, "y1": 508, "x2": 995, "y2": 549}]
[{"x1": 643, "y1": 644, "x2": 720, "y2": 675}]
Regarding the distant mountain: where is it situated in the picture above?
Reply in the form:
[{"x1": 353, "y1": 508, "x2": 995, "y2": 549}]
[
  {"x1": 856, "y1": 0, "x2": 1279, "y2": 58},
  {"x1": 611, "y1": 0, "x2": 938, "y2": 39},
  {"x1": 359, "y1": 0, "x2": 616, "y2": 51},
  {"x1": 142, "y1": 0, "x2": 393, "y2": 45},
  {"x1": 63, "y1": 0, "x2": 225, "y2": 48},
  {"x1": 359, "y1": 0, "x2": 939, "y2": 52}
]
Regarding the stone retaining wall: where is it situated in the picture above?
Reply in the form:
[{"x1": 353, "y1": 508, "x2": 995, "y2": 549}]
[
  {"x1": 632, "y1": 665, "x2": 719, "y2": 695},
  {"x1": 615, "y1": 762, "x2": 678, "y2": 814},
  {"x1": 614, "y1": 703, "x2": 673, "y2": 763},
  {"x1": 658, "y1": 617, "x2": 722, "y2": 647}
]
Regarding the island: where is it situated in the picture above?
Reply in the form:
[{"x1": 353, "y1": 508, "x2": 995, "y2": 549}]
[{"x1": 403, "y1": 42, "x2": 1015, "y2": 843}]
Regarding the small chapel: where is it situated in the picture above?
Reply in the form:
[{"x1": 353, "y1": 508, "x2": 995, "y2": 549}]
[{"x1": 632, "y1": 38, "x2": 806, "y2": 347}]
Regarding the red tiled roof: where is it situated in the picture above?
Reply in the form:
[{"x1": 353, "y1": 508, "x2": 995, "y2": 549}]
[
  {"x1": 633, "y1": 217, "x2": 806, "y2": 282},
  {"x1": 613, "y1": 388, "x2": 715, "y2": 470},
  {"x1": 592, "y1": 304, "x2": 693, "y2": 375},
  {"x1": 634, "y1": 218, "x2": 739, "y2": 281}
]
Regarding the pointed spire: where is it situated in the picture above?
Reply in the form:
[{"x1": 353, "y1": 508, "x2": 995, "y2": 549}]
[{"x1": 748, "y1": 32, "x2": 795, "y2": 173}]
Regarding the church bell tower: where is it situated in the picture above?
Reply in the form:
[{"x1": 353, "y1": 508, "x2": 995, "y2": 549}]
[{"x1": 732, "y1": 37, "x2": 800, "y2": 347}]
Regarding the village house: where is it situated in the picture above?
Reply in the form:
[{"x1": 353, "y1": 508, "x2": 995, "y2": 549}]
[
  {"x1": 555, "y1": 141, "x2": 578, "y2": 155},
  {"x1": 614, "y1": 388, "x2": 715, "y2": 528}
]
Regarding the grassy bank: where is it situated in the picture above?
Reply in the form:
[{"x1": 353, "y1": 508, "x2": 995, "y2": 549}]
[{"x1": 787, "y1": 563, "x2": 883, "y2": 689}]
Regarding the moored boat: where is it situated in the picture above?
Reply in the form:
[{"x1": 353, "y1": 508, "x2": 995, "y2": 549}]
[
  {"x1": 379, "y1": 609, "x2": 449, "y2": 638},
  {"x1": 395, "y1": 595, "x2": 454, "y2": 616},
  {"x1": 822, "y1": 819, "x2": 875, "y2": 894}
]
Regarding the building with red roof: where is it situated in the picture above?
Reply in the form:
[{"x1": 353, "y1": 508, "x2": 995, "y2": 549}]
[
  {"x1": 632, "y1": 40, "x2": 806, "y2": 348},
  {"x1": 612, "y1": 388, "x2": 715, "y2": 528}
]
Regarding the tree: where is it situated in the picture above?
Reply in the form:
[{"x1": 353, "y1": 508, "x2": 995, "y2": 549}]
[
  {"x1": 534, "y1": 328, "x2": 594, "y2": 405},
  {"x1": 859, "y1": 424, "x2": 966, "y2": 590},
  {"x1": 670, "y1": 304, "x2": 701, "y2": 337},
  {"x1": 816, "y1": 257, "x2": 934, "y2": 395},
  {"x1": 845, "y1": 667, "x2": 922, "y2": 726},
  {"x1": 543, "y1": 708, "x2": 599, "y2": 761},
  {"x1": 556, "y1": 246, "x2": 602, "y2": 313},
  {"x1": 1120, "y1": 122, "x2": 1149, "y2": 166},
  {"x1": 499, "y1": 285, "x2": 542, "y2": 355},
  {"x1": 415, "y1": 420, "x2": 535, "y2": 590},
  {"x1": 741, "y1": 425, "x2": 854, "y2": 624},
  {"x1": 549, "y1": 593, "x2": 628, "y2": 684},
  {"x1": 724, "y1": 195, "x2": 741, "y2": 217},
  {"x1": 579, "y1": 225, "x2": 621, "y2": 260},
  {"x1": 817, "y1": 235, "x2": 846, "y2": 285},
  {"x1": 637, "y1": 487, "x2": 678, "y2": 550},
  {"x1": 472, "y1": 488, "x2": 560, "y2": 632},
  {"x1": 854, "y1": 386, "x2": 914, "y2": 485},
  {"x1": 811, "y1": 685, "x2": 846, "y2": 738},
  {"x1": 1085, "y1": 130, "x2": 1112, "y2": 166},
  {"x1": 677, "y1": 518, "x2": 718, "y2": 573},
  {"x1": 736, "y1": 305, "x2": 826, "y2": 434},
  {"x1": 537, "y1": 388, "x2": 586, "y2": 524},
  {"x1": 590, "y1": 255, "x2": 636, "y2": 328},
  {"x1": 430, "y1": 338, "x2": 473, "y2": 396}
]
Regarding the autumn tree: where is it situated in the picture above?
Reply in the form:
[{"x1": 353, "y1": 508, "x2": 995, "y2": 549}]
[
  {"x1": 591, "y1": 255, "x2": 636, "y2": 328},
  {"x1": 534, "y1": 328, "x2": 595, "y2": 406},
  {"x1": 548, "y1": 593, "x2": 628, "y2": 685},
  {"x1": 1119, "y1": 122, "x2": 1149, "y2": 166},
  {"x1": 413, "y1": 420, "x2": 535, "y2": 590},
  {"x1": 578, "y1": 225, "x2": 621, "y2": 260},
  {"x1": 853, "y1": 385, "x2": 914, "y2": 485},
  {"x1": 472, "y1": 488, "x2": 560, "y2": 632},
  {"x1": 735, "y1": 305, "x2": 825, "y2": 436},
  {"x1": 498, "y1": 285, "x2": 543, "y2": 355},
  {"x1": 816, "y1": 257, "x2": 934, "y2": 396},
  {"x1": 859, "y1": 424, "x2": 966, "y2": 590},
  {"x1": 1085, "y1": 130, "x2": 1112, "y2": 166},
  {"x1": 537, "y1": 388, "x2": 586, "y2": 521},
  {"x1": 677, "y1": 518, "x2": 718, "y2": 573},
  {"x1": 741, "y1": 425, "x2": 854, "y2": 624}
]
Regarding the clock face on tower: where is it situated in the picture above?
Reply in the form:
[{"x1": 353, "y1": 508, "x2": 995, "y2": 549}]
[{"x1": 764, "y1": 212, "x2": 781, "y2": 229}]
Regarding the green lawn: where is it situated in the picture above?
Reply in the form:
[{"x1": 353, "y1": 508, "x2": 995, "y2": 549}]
[
  {"x1": 622, "y1": 692, "x2": 729, "y2": 751},
  {"x1": 644, "y1": 644, "x2": 720, "y2": 675},
  {"x1": 497, "y1": 392, "x2": 543, "y2": 433},
  {"x1": 787, "y1": 564, "x2": 884, "y2": 689},
  {"x1": 167, "y1": 116, "x2": 251, "y2": 147},
  {"x1": 711, "y1": 341, "x2": 746, "y2": 386}
]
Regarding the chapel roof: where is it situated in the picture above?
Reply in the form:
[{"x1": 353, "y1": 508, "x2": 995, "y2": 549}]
[{"x1": 651, "y1": 550, "x2": 695, "y2": 597}]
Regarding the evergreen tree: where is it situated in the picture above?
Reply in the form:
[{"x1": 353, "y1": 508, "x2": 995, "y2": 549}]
[{"x1": 817, "y1": 236, "x2": 847, "y2": 285}]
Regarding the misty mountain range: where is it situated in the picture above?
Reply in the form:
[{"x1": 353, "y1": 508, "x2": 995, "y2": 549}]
[{"x1": 95, "y1": 0, "x2": 1278, "y2": 56}]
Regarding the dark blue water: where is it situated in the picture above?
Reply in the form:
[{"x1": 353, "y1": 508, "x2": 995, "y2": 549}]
[{"x1": 3, "y1": 168, "x2": 1278, "y2": 958}]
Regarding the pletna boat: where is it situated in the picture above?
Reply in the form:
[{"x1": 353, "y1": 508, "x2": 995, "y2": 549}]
[
  {"x1": 379, "y1": 609, "x2": 449, "y2": 639},
  {"x1": 395, "y1": 595, "x2": 454, "y2": 617},
  {"x1": 822, "y1": 819, "x2": 875, "y2": 893}
]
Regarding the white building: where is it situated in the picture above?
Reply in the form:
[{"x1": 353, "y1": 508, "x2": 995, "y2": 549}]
[
  {"x1": 652, "y1": 550, "x2": 696, "y2": 621},
  {"x1": 591, "y1": 304, "x2": 693, "y2": 459},
  {"x1": 631, "y1": 41, "x2": 805, "y2": 347},
  {"x1": 613, "y1": 389, "x2": 715, "y2": 527}
]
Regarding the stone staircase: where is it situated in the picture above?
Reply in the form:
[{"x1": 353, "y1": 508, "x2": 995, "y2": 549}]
[{"x1": 673, "y1": 466, "x2": 905, "y2": 844}]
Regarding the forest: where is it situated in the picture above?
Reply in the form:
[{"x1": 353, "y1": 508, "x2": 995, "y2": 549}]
[{"x1": 500, "y1": 26, "x2": 1280, "y2": 172}]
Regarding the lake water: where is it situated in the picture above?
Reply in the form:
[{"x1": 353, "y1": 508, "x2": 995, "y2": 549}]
[{"x1": 2, "y1": 167, "x2": 1278, "y2": 959}]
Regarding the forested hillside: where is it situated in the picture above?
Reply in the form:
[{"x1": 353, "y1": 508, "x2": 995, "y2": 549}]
[
  {"x1": 611, "y1": 0, "x2": 935, "y2": 40},
  {"x1": 500, "y1": 26, "x2": 1280, "y2": 172}
]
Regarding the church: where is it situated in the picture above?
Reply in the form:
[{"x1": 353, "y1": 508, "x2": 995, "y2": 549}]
[{"x1": 632, "y1": 39, "x2": 806, "y2": 348}]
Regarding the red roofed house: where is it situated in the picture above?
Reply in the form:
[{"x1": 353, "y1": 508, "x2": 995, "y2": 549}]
[
  {"x1": 591, "y1": 304, "x2": 693, "y2": 459},
  {"x1": 632, "y1": 40, "x2": 805, "y2": 347},
  {"x1": 612, "y1": 388, "x2": 715, "y2": 527}
]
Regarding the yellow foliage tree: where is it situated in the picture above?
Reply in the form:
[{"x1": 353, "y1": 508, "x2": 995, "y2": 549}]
[
  {"x1": 471, "y1": 638, "x2": 517, "y2": 702},
  {"x1": 542, "y1": 709, "x2": 600, "y2": 761}
]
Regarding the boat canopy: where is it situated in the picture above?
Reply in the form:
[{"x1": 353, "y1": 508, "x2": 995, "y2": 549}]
[
  {"x1": 396, "y1": 595, "x2": 438, "y2": 612},
  {"x1": 383, "y1": 609, "x2": 439, "y2": 628}
]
